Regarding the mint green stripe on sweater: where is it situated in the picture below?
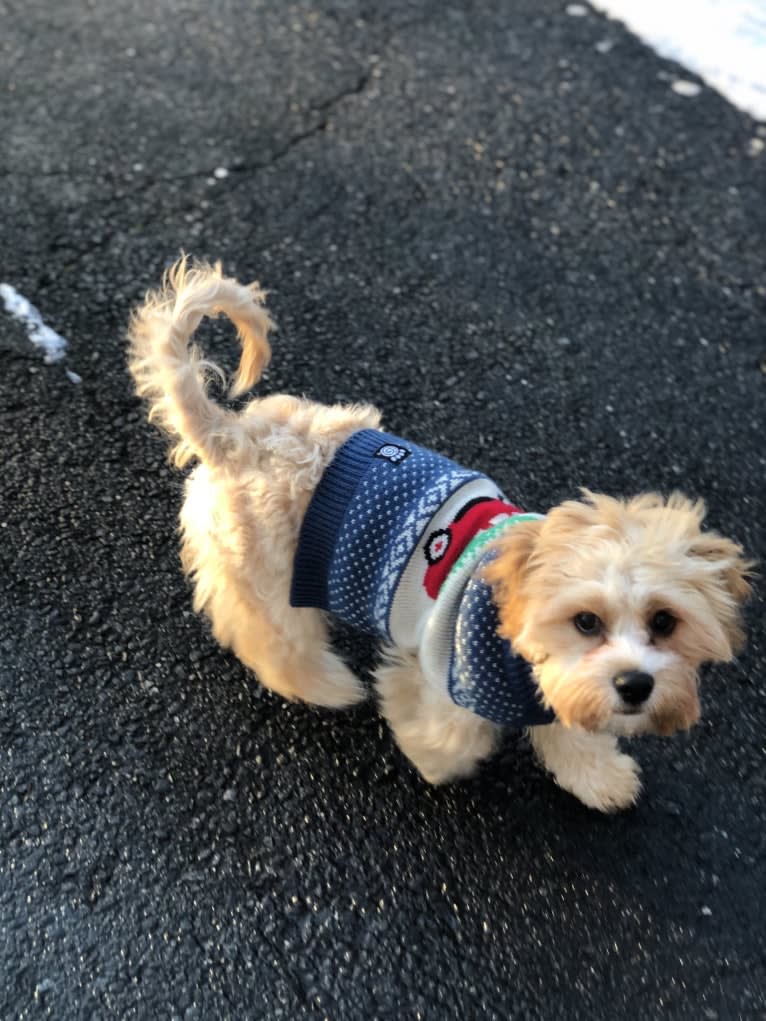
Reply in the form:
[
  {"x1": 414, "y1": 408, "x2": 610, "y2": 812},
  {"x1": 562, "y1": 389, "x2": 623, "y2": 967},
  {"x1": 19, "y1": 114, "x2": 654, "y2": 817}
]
[{"x1": 448, "y1": 513, "x2": 543, "y2": 580}]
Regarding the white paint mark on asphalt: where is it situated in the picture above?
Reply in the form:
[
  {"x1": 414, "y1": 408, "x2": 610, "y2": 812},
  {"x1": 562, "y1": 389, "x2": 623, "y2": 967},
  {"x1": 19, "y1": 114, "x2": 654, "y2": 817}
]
[
  {"x1": 0, "y1": 283, "x2": 68, "y2": 363},
  {"x1": 66, "y1": 369, "x2": 82, "y2": 384},
  {"x1": 590, "y1": 0, "x2": 766, "y2": 120},
  {"x1": 566, "y1": 4, "x2": 588, "y2": 15}
]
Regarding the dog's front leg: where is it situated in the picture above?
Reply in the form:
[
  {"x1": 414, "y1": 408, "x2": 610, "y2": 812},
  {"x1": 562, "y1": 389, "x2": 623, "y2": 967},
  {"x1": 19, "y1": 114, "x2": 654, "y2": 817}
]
[
  {"x1": 375, "y1": 649, "x2": 500, "y2": 784},
  {"x1": 528, "y1": 721, "x2": 641, "y2": 812}
]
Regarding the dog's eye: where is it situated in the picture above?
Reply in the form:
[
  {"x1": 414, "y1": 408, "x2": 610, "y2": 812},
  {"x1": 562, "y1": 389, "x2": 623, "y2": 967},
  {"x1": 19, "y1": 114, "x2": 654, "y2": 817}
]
[
  {"x1": 650, "y1": 610, "x2": 676, "y2": 638},
  {"x1": 574, "y1": 612, "x2": 603, "y2": 636}
]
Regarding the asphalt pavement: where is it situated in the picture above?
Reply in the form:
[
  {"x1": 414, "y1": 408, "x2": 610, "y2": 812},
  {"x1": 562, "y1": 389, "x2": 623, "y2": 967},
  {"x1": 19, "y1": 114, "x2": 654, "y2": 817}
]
[{"x1": 1, "y1": 1, "x2": 765, "y2": 1018}]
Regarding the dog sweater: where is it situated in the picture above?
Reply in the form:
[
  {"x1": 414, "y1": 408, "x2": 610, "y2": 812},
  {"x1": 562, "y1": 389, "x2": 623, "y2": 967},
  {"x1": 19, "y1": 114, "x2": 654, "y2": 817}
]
[{"x1": 290, "y1": 429, "x2": 554, "y2": 727}]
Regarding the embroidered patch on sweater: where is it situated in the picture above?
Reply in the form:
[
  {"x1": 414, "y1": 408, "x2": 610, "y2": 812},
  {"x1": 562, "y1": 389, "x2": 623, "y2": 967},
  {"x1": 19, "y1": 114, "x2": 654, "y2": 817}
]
[{"x1": 374, "y1": 442, "x2": 410, "y2": 464}]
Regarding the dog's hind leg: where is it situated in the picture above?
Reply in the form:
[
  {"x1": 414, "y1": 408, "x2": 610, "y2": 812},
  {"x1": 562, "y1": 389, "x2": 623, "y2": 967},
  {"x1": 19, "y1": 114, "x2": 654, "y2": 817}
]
[
  {"x1": 179, "y1": 467, "x2": 367, "y2": 710},
  {"x1": 375, "y1": 649, "x2": 500, "y2": 783},
  {"x1": 207, "y1": 588, "x2": 366, "y2": 709}
]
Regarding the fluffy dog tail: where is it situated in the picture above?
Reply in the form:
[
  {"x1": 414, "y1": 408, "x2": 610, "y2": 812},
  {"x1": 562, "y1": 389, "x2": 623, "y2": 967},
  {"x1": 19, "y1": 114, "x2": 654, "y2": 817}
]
[{"x1": 128, "y1": 257, "x2": 274, "y2": 468}]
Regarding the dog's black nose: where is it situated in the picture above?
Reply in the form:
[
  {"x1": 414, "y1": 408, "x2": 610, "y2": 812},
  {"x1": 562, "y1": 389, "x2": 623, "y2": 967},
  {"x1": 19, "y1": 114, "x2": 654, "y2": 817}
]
[{"x1": 614, "y1": 670, "x2": 654, "y2": 706}]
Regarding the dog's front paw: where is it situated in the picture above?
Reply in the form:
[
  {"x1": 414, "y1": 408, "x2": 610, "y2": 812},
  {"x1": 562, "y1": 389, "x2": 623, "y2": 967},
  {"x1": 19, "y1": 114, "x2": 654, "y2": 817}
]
[
  {"x1": 563, "y1": 750, "x2": 642, "y2": 813},
  {"x1": 530, "y1": 724, "x2": 642, "y2": 813}
]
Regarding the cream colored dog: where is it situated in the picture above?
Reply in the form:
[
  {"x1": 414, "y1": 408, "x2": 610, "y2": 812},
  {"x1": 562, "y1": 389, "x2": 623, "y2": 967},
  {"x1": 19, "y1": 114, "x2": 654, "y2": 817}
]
[{"x1": 128, "y1": 259, "x2": 752, "y2": 812}]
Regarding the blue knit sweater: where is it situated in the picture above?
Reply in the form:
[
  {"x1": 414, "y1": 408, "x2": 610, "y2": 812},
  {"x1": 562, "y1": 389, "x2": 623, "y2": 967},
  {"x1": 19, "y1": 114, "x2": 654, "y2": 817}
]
[{"x1": 290, "y1": 429, "x2": 554, "y2": 728}]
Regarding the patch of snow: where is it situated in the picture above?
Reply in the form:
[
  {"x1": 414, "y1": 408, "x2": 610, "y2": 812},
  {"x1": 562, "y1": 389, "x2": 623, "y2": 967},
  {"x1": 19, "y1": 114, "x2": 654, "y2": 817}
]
[
  {"x1": 590, "y1": 0, "x2": 766, "y2": 120},
  {"x1": 0, "y1": 283, "x2": 68, "y2": 363}
]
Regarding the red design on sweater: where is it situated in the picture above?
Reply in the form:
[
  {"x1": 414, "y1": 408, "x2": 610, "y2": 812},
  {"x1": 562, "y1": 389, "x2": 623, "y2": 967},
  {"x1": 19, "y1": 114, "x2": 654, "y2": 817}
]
[{"x1": 422, "y1": 498, "x2": 522, "y2": 599}]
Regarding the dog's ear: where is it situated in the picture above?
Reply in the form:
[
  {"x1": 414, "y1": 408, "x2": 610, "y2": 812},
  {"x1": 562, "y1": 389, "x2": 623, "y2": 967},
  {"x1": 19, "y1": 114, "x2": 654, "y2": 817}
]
[
  {"x1": 686, "y1": 531, "x2": 754, "y2": 659},
  {"x1": 484, "y1": 518, "x2": 544, "y2": 644}
]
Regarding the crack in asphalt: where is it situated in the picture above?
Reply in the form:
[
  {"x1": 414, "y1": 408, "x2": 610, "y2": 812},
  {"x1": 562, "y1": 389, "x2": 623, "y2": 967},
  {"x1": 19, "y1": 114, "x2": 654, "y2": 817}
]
[
  {"x1": 23, "y1": 64, "x2": 376, "y2": 276},
  {"x1": 3, "y1": 65, "x2": 374, "y2": 194},
  {"x1": 6, "y1": 8, "x2": 438, "y2": 286}
]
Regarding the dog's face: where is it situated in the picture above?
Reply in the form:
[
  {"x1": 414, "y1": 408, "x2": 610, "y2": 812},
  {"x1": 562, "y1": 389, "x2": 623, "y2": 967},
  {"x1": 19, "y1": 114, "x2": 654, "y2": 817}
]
[{"x1": 486, "y1": 492, "x2": 752, "y2": 736}]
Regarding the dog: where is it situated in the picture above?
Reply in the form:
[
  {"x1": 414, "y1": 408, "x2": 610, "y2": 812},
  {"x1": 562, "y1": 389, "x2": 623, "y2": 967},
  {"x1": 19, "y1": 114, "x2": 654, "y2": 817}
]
[{"x1": 127, "y1": 259, "x2": 752, "y2": 812}]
